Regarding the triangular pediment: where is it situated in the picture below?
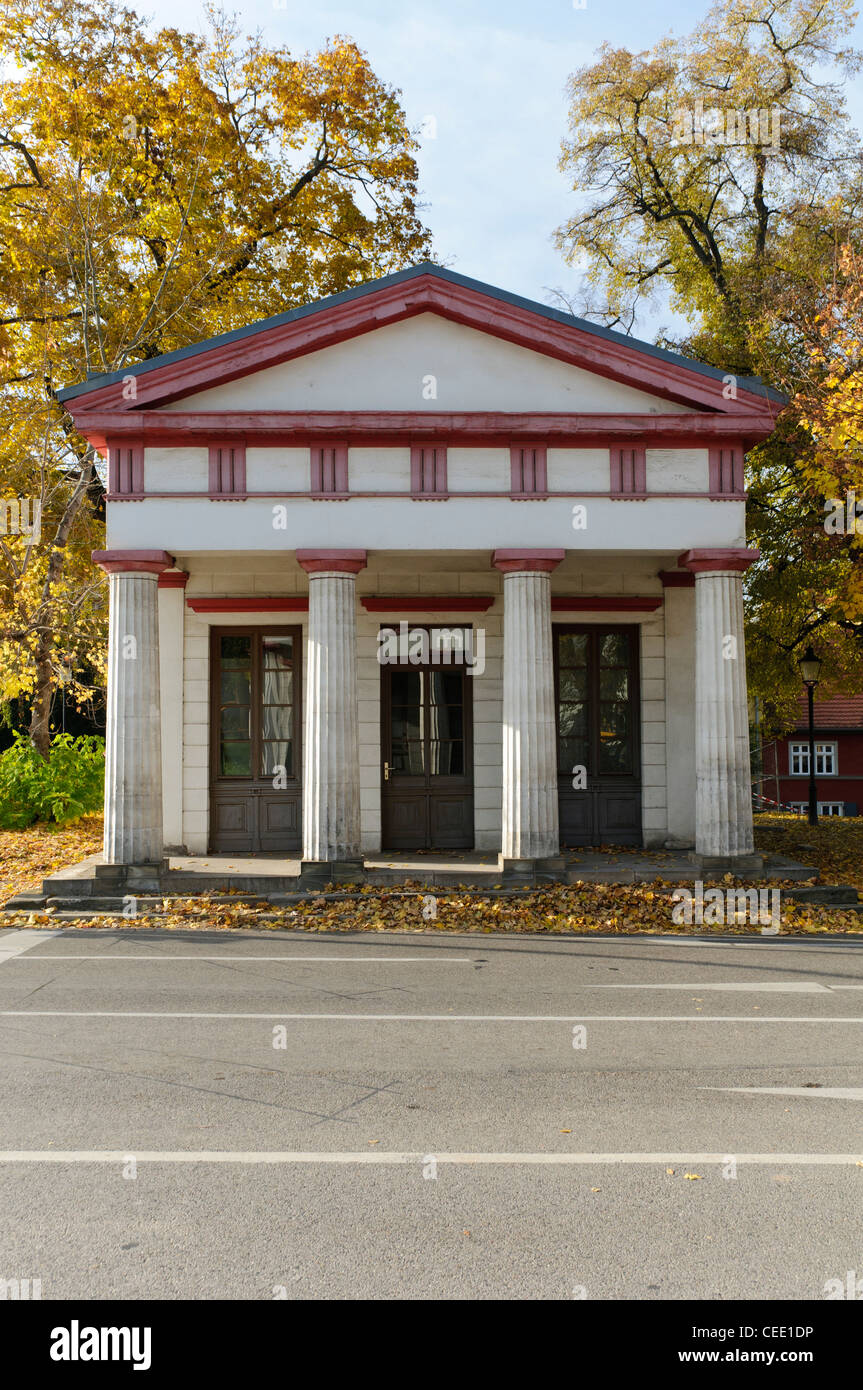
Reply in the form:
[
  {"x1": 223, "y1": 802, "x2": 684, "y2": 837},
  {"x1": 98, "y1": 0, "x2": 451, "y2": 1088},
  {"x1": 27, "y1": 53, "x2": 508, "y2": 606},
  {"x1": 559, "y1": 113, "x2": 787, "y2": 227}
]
[
  {"x1": 161, "y1": 313, "x2": 690, "y2": 415},
  {"x1": 58, "y1": 263, "x2": 782, "y2": 419}
]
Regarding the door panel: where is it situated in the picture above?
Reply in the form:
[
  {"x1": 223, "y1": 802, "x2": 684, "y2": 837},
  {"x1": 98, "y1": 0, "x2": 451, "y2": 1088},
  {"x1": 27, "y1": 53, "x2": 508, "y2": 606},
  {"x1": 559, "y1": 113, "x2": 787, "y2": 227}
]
[
  {"x1": 209, "y1": 628, "x2": 302, "y2": 853},
  {"x1": 381, "y1": 647, "x2": 474, "y2": 851},
  {"x1": 555, "y1": 624, "x2": 642, "y2": 847}
]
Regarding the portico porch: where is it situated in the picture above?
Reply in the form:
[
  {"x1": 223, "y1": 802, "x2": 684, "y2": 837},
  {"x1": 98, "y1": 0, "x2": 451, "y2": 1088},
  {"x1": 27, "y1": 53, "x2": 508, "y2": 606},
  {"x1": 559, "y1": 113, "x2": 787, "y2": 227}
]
[{"x1": 87, "y1": 542, "x2": 762, "y2": 891}]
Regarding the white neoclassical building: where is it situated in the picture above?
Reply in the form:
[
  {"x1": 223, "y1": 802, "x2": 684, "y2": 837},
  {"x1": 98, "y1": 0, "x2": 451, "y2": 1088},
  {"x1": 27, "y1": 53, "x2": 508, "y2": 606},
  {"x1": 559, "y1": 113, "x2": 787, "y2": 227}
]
[{"x1": 59, "y1": 264, "x2": 779, "y2": 884}]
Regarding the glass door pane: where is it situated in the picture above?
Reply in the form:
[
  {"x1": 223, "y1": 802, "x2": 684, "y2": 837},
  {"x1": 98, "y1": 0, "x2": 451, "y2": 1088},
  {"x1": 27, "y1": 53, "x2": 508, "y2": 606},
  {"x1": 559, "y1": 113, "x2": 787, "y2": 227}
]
[
  {"x1": 598, "y1": 631, "x2": 633, "y2": 773},
  {"x1": 428, "y1": 670, "x2": 464, "y2": 776},
  {"x1": 390, "y1": 670, "x2": 424, "y2": 774},
  {"x1": 557, "y1": 631, "x2": 590, "y2": 773},
  {"x1": 261, "y1": 635, "x2": 294, "y2": 776},
  {"x1": 219, "y1": 635, "x2": 252, "y2": 775}
]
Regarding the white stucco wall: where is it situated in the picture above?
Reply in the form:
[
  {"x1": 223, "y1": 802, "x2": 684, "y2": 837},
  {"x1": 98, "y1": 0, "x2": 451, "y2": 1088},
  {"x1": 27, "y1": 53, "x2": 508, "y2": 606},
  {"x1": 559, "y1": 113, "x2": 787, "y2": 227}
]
[
  {"x1": 646, "y1": 448, "x2": 710, "y2": 492},
  {"x1": 447, "y1": 448, "x2": 510, "y2": 492},
  {"x1": 546, "y1": 448, "x2": 610, "y2": 492},
  {"x1": 145, "y1": 446, "x2": 209, "y2": 492},
  {"x1": 162, "y1": 313, "x2": 692, "y2": 415},
  {"x1": 349, "y1": 447, "x2": 412, "y2": 491},
  {"x1": 246, "y1": 448, "x2": 310, "y2": 492},
  {"x1": 108, "y1": 494, "x2": 746, "y2": 553}
]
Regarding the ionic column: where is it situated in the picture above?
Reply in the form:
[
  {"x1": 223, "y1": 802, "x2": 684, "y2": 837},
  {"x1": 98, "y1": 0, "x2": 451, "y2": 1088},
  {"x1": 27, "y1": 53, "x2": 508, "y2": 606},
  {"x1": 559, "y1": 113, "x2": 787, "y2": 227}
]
[
  {"x1": 680, "y1": 548, "x2": 760, "y2": 864},
  {"x1": 93, "y1": 549, "x2": 174, "y2": 866},
  {"x1": 297, "y1": 550, "x2": 367, "y2": 877},
  {"x1": 492, "y1": 549, "x2": 564, "y2": 868},
  {"x1": 157, "y1": 569, "x2": 189, "y2": 852}
]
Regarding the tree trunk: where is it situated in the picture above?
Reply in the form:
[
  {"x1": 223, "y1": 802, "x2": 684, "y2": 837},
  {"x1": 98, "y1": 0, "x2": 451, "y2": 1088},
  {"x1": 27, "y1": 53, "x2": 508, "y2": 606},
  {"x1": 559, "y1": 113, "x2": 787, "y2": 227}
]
[{"x1": 28, "y1": 632, "x2": 53, "y2": 759}]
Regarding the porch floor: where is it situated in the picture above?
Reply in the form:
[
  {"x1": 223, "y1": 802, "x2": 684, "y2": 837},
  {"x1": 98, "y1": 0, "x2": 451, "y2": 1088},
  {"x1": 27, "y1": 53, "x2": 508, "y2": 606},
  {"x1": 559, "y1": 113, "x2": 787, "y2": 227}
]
[{"x1": 164, "y1": 848, "x2": 817, "y2": 888}]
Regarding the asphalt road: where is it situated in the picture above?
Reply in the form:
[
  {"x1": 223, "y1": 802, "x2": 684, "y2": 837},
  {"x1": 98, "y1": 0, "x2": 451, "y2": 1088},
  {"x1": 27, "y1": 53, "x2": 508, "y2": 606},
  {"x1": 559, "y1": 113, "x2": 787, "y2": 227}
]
[{"x1": 1, "y1": 925, "x2": 862, "y2": 1300}]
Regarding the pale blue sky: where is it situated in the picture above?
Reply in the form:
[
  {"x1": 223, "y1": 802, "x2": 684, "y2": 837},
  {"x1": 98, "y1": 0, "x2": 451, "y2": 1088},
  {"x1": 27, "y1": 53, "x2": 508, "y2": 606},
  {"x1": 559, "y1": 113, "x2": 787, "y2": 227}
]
[{"x1": 135, "y1": 0, "x2": 862, "y2": 336}]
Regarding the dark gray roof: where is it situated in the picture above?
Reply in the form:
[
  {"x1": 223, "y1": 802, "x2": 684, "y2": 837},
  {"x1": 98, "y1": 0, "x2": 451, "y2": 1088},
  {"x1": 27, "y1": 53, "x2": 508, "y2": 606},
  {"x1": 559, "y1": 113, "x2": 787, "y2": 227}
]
[{"x1": 57, "y1": 261, "x2": 785, "y2": 404}]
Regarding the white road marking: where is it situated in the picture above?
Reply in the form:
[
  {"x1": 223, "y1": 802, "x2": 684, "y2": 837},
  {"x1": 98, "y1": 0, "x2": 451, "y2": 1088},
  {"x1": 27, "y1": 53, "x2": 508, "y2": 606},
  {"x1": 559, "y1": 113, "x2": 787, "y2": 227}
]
[
  {"x1": 1, "y1": 1010, "x2": 863, "y2": 1023},
  {"x1": 0, "y1": 1150, "x2": 858, "y2": 1166},
  {"x1": 594, "y1": 982, "x2": 833, "y2": 993},
  {"x1": 0, "y1": 931, "x2": 62, "y2": 963},
  {"x1": 705, "y1": 1086, "x2": 863, "y2": 1101},
  {"x1": 3, "y1": 954, "x2": 473, "y2": 964}
]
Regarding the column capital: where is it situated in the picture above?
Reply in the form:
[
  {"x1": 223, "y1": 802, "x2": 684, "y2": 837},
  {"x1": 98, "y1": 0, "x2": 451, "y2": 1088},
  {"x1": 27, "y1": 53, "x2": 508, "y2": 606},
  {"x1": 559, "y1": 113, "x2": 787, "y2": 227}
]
[
  {"x1": 492, "y1": 548, "x2": 565, "y2": 574},
  {"x1": 93, "y1": 549, "x2": 174, "y2": 575},
  {"x1": 659, "y1": 568, "x2": 695, "y2": 588},
  {"x1": 157, "y1": 569, "x2": 190, "y2": 590},
  {"x1": 678, "y1": 547, "x2": 759, "y2": 574},
  {"x1": 297, "y1": 549, "x2": 367, "y2": 575}
]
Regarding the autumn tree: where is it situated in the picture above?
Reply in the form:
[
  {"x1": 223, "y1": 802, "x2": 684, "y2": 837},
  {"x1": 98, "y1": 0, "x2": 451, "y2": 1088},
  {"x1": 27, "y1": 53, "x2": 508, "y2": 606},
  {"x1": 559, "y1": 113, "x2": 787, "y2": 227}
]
[
  {"x1": 745, "y1": 245, "x2": 863, "y2": 725},
  {"x1": 0, "y1": 0, "x2": 431, "y2": 754},
  {"x1": 555, "y1": 0, "x2": 863, "y2": 723}
]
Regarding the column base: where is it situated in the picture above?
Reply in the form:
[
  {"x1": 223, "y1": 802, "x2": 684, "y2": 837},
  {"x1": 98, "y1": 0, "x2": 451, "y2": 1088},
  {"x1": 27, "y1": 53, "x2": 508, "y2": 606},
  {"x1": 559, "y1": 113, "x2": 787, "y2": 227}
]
[
  {"x1": 498, "y1": 855, "x2": 566, "y2": 885},
  {"x1": 688, "y1": 852, "x2": 765, "y2": 877},
  {"x1": 299, "y1": 859, "x2": 365, "y2": 887},
  {"x1": 94, "y1": 861, "x2": 168, "y2": 894}
]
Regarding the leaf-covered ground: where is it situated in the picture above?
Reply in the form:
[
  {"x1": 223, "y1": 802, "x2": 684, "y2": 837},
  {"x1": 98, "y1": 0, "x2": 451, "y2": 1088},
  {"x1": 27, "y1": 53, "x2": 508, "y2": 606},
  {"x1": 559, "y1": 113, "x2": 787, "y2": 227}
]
[
  {"x1": 1, "y1": 814, "x2": 861, "y2": 934},
  {"x1": 0, "y1": 816, "x2": 102, "y2": 902},
  {"x1": 753, "y1": 811, "x2": 863, "y2": 891}
]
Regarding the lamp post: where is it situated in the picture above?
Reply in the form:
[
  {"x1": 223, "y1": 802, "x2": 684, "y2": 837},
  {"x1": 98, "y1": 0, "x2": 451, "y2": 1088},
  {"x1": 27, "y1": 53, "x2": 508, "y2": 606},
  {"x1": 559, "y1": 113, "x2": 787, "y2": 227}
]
[{"x1": 799, "y1": 645, "x2": 822, "y2": 827}]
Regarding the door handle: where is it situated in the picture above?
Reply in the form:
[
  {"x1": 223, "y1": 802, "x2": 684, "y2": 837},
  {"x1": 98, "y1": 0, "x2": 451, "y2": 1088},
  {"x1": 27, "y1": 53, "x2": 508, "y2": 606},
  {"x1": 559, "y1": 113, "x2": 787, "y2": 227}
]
[{"x1": 383, "y1": 761, "x2": 390, "y2": 781}]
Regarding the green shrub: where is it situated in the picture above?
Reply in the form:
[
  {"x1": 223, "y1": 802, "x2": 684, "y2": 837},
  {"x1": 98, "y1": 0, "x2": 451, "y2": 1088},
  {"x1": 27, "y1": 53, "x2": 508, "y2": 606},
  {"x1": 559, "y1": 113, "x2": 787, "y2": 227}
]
[{"x1": 0, "y1": 732, "x2": 105, "y2": 829}]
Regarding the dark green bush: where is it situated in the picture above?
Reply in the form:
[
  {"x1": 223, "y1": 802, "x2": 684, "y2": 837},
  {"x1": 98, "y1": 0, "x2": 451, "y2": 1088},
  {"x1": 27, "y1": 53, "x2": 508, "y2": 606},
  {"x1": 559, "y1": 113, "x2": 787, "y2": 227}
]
[{"x1": 0, "y1": 732, "x2": 104, "y2": 829}]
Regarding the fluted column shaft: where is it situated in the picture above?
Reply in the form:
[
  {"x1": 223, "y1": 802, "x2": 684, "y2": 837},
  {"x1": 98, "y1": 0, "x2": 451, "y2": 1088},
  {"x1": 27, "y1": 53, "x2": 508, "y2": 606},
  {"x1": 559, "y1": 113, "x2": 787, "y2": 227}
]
[
  {"x1": 682, "y1": 548, "x2": 759, "y2": 859},
  {"x1": 94, "y1": 550, "x2": 173, "y2": 865},
  {"x1": 494, "y1": 550, "x2": 564, "y2": 861},
  {"x1": 298, "y1": 551, "x2": 366, "y2": 863}
]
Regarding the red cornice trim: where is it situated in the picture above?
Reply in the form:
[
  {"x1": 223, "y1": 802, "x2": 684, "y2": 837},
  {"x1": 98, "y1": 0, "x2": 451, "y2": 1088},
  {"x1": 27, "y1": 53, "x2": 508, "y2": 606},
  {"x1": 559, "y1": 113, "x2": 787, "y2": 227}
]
[
  {"x1": 72, "y1": 410, "x2": 776, "y2": 451},
  {"x1": 187, "y1": 597, "x2": 309, "y2": 612},
  {"x1": 659, "y1": 570, "x2": 696, "y2": 588},
  {"x1": 92, "y1": 548, "x2": 174, "y2": 575},
  {"x1": 493, "y1": 548, "x2": 565, "y2": 574},
  {"x1": 296, "y1": 548, "x2": 368, "y2": 575},
  {"x1": 158, "y1": 570, "x2": 190, "y2": 589},
  {"x1": 60, "y1": 275, "x2": 775, "y2": 417},
  {"x1": 679, "y1": 547, "x2": 760, "y2": 574},
  {"x1": 551, "y1": 596, "x2": 662, "y2": 612},
  {"x1": 361, "y1": 595, "x2": 495, "y2": 612}
]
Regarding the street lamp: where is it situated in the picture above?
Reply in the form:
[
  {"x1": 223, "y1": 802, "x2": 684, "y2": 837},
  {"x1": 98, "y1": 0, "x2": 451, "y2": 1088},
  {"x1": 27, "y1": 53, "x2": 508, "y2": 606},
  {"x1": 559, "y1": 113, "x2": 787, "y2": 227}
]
[{"x1": 799, "y1": 645, "x2": 822, "y2": 826}]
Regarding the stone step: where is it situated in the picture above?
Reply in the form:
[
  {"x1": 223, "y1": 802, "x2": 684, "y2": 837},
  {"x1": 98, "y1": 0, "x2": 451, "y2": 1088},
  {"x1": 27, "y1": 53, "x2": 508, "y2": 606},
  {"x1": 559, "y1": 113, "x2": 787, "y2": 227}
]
[
  {"x1": 44, "y1": 896, "x2": 163, "y2": 914},
  {"x1": 782, "y1": 885, "x2": 860, "y2": 907},
  {"x1": 164, "y1": 875, "x2": 300, "y2": 894},
  {"x1": 2, "y1": 894, "x2": 48, "y2": 911},
  {"x1": 161, "y1": 894, "x2": 271, "y2": 908}
]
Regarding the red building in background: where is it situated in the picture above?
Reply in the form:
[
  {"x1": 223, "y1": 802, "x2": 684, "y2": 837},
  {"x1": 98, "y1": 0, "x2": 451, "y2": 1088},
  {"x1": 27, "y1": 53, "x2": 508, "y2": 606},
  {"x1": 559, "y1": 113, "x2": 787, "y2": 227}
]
[{"x1": 759, "y1": 697, "x2": 863, "y2": 817}]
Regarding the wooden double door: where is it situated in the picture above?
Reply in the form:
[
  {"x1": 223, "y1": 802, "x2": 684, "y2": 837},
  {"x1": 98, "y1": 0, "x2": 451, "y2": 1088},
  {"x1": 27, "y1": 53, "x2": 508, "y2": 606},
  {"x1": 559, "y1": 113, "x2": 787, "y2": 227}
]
[
  {"x1": 209, "y1": 627, "x2": 302, "y2": 853},
  {"x1": 555, "y1": 624, "x2": 642, "y2": 846},
  {"x1": 381, "y1": 660, "x2": 474, "y2": 850}
]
